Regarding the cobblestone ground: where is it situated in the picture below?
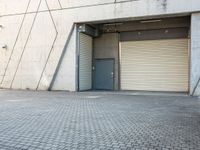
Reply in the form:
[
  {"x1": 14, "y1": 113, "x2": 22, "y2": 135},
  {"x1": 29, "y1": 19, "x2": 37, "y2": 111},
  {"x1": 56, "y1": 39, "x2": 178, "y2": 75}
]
[{"x1": 0, "y1": 90, "x2": 199, "y2": 150}]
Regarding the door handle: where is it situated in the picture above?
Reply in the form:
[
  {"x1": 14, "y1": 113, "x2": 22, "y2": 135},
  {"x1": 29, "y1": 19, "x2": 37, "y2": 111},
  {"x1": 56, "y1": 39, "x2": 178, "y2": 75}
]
[{"x1": 111, "y1": 72, "x2": 114, "y2": 78}]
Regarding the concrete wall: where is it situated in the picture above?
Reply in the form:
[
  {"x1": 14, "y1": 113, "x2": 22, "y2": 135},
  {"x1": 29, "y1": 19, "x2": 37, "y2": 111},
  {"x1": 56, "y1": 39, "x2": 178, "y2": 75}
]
[
  {"x1": 94, "y1": 33, "x2": 119, "y2": 90},
  {"x1": 51, "y1": 26, "x2": 77, "y2": 91},
  {"x1": 0, "y1": 0, "x2": 200, "y2": 92},
  {"x1": 103, "y1": 17, "x2": 190, "y2": 32},
  {"x1": 191, "y1": 13, "x2": 200, "y2": 96}
]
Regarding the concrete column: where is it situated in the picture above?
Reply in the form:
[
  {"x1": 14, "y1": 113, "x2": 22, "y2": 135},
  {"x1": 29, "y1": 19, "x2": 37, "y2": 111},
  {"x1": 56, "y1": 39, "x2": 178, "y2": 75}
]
[{"x1": 190, "y1": 13, "x2": 200, "y2": 96}]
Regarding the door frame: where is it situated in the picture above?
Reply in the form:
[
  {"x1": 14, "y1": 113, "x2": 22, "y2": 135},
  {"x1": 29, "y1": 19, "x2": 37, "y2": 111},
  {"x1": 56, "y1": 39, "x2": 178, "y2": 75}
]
[{"x1": 92, "y1": 58, "x2": 115, "y2": 90}]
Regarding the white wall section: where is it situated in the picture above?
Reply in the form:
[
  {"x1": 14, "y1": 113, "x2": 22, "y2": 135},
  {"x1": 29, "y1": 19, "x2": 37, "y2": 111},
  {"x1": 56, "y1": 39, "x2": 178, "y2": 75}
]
[{"x1": 191, "y1": 13, "x2": 200, "y2": 96}]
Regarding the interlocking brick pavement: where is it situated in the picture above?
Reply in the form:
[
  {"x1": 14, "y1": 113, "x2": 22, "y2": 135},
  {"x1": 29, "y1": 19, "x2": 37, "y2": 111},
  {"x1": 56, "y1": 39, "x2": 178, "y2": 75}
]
[{"x1": 0, "y1": 90, "x2": 199, "y2": 150}]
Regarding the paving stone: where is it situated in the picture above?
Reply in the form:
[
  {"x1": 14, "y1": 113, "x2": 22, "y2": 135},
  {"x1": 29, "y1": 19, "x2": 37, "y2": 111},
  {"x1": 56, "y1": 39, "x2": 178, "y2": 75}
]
[{"x1": 0, "y1": 91, "x2": 199, "y2": 149}]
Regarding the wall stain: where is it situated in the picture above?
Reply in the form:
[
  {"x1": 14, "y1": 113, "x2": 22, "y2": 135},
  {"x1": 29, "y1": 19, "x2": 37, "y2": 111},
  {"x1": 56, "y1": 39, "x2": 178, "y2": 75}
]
[
  {"x1": 157, "y1": 0, "x2": 168, "y2": 12},
  {"x1": 162, "y1": 0, "x2": 167, "y2": 11}
]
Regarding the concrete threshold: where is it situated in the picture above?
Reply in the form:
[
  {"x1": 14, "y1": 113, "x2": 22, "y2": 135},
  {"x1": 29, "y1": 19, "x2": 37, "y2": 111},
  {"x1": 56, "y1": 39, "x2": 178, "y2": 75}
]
[{"x1": 83, "y1": 90, "x2": 189, "y2": 97}]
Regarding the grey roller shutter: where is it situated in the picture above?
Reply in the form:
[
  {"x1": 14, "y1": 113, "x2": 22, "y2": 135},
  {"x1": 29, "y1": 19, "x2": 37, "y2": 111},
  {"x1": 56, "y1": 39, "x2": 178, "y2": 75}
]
[{"x1": 79, "y1": 33, "x2": 92, "y2": 91}]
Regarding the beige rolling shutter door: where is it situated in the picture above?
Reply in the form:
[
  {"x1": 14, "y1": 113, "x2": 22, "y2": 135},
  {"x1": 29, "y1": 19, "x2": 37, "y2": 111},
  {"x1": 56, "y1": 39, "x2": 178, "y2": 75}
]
[
  {"x1": 79, "y1": 33, "x2": 92, "y2": 91},
  {"x1": 120, "y1": 39, "x2": 189, "y2": 92}
]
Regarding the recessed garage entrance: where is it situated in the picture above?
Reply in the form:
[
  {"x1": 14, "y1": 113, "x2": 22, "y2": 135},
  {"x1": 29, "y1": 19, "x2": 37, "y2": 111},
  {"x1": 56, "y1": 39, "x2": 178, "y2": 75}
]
[{"x1": 78, "y1": 16, "x2": 190, "y2": 93}]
